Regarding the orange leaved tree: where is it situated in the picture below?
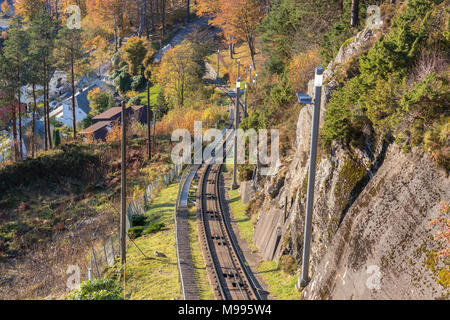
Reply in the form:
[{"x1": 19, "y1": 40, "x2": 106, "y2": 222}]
[{"x1": 196, "y1": 0, "x2": 265, "y2": 69}]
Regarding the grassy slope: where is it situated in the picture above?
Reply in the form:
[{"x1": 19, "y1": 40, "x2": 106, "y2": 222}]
[
  {"x1": 225, "y1": 174, "x2": 299, "y2": 300},
  {"x1": 206, "y1": 42, "x2": 261, "y2": 86},
  {"x1": 228, "y1": 188, "x2": 258, "y2": 252},
  {"x1": 137, "y1": 84, "x2": 162, "y2": 107},
  {"x1": 124, "y1": 183, "x2": 181, "y2": 300},
  {"x1": 187, "y1": 206, "x2": 214, "y2": 300}
]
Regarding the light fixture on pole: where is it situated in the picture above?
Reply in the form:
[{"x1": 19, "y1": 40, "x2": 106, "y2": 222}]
[
  {"x1": 232, "y1": 60, "x2": 241, "y2": 190},
  {"x1": 296, "y1": 66, "x2": 324, "y2": 288}
]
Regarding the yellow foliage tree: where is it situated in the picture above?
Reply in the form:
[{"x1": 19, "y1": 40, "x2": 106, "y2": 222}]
[
  {"x1": 1, "y1": 0, "x2": 11, "y2": 16},
  {"x1": 123, "y1": 36, "x2": 148, "y2": 75},
  {"x1": 156, "y1": 41, "x2": 200, "y2": 106}
]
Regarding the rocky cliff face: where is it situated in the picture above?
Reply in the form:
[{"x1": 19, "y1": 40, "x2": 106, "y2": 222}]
[{"x1": 251, "y1": 28, "x2": 449, "y2": 299}]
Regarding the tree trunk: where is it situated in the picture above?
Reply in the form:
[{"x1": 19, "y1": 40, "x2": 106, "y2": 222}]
[
  {"x1": 11, "y1": 95, "x2": 18, "y2": 162},
  {"x1": 71, "y1": 55, "x2": 76, "y2": 139},
  {"x1": 150, "y1": 0, "x2": 155, "y2": 32},
  {"x1": 351, "y1": 0, "x2": 359, "y2": 27},
  {"x1": 17, "y1": 86, "x2": 23, "y2": 160},
  {"x1": 43, "y1": 77, "x2": 48, "y2": 151},
  {"x1": 229, "y1": 43, "x2": 233, "y2": 59},
  {"x1": 46, "y1": 74, "x2": 52, "y2": 149},
  {"x1": 186, "y1": 0, "x2": 190, "y2": 24},
  {"x1": 32, "y1": 83, "x2": 37, "y2": 158},
  {"x1": 247, "y1": 35, "x2": 256, "y2": 70},
  {"x1": 161, "y1": 0, "x2": 165, "y2": 38}
]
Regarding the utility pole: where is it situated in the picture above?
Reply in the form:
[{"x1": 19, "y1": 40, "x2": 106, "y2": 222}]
[
  {"x1": 244, "y1": 82, "x2": 248, "y2": 118},
  {"x1": 186, "y1": 0, "x2": 190, "y2": 24},
  {"x1": 120, "y1": 100, "x2": 127, "y2": 265},
  {"x1": 298, "y1": 66, "x2": 324, "y2": 288},
  {"x1": 217, "y1": 49, "x2": 220, "y2": 81},
  {"x1": 147, "y1": 81, "x2": 152, "y2": 160},
  {"x1": 232, "y1": 59, "x2": 241, "y2": 190},
  {"x1": 351, "y1": 0, "x2": 360, "y2": 27}
]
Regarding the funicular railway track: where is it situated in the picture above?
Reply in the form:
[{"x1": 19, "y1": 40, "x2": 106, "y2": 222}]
[{"x1": 197, "y1": 163, "x2": 260, "y2": 300}]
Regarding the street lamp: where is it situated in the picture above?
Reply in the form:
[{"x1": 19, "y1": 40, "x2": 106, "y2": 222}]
[
  {"x1": 297, "y1": 66, "x2": 324, "y2": 288},
  {"x1": 232, "y1": 59, "x2": 241, "y2": 190}
]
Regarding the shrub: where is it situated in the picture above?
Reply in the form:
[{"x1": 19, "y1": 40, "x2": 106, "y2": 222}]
[
  {"x1": 288, "y1": 49, "x2": 321, "y2": 93},
  {"x1": 278, "y1": 255, "x2": 297, "y2": 275},
  {"x1": 0, "y1": 143, "x2": 100, "y2": 195},
  {"x1": 424, "y1": 119, "x2": 450, "y2": 172},
  {"x1": 128, "y1": 95, "x2": 142, "y2": 106},
  {"x1": 142, "y1": 222, "x2": 164, "y2": 235},
  {"x1": 69, "y1": 279, "x2": 122, "y2": 300},
  {"x1": 131, "y1": 75, "x2": 146, "y2": 91},
  {"x1": 321, "y1": 77, "x2": 367, "y2": 147},
  {"x1": 128, "y1": 226, "x2": 145, "y2": 238},
  {"x1": 131, "y1": 214, "x2": 147, "y2": 227}
]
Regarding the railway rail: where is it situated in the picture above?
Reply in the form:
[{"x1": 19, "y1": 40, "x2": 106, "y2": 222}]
[{"x1": 197, "y1": 163, "x2": 261, "y2": 300}]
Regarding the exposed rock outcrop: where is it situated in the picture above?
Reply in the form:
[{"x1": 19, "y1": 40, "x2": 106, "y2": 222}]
[{"x1": 251, "y1": 28, "x2": 449, "y2": 299}]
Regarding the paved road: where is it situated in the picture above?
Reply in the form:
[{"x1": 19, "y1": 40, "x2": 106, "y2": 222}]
[{"x1": 153, "y1": 16, "x2": 211, "y2": 63}]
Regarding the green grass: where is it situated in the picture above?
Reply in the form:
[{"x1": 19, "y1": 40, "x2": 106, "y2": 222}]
[
  {"x1": 137, "y1": 84, "x2": 161, "y2": 107},
  {"x1": 224, "y1": 166, "x2": 300, "y2": 300},
  {"x1": 257, "y1": 261, "x2": 300, "y2": 300},
  {"x1": 124, "y1": 183, "x2": 181, "y2": 300},
  {"x1": 187, "y1": 206, "x2": 214, "y2": 300},
  {"x1": 227, "y1": 188, "x2": 258, "y2": 252}
]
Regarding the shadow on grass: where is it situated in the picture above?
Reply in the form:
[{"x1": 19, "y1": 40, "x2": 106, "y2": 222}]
[{"x1": 257, "y1": 268, "x2": 280, "y2": 274}]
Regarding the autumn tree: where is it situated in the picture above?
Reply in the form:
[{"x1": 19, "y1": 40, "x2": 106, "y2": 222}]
[
  {"x1": 157, "y1": 40, "x2": 201, "y2": 106},
  {"x1": 15, "y1": 0, "x2": 44, "y2": 21},
  {"x1": 123, "y1": 37, "x2": 148, "y2": 75},
  {"x1": 196, "y1": 0, "x2": 264, "y2": 69},
  {"x1": 1, "y1": 0, "x2": 11, "y2": 16},
  {"x1": 55, "y1": 25, "x2": 88, "y2": 139}
]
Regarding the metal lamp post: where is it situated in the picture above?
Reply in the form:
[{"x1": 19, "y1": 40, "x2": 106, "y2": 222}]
[
  {"x1": 297, "y1": 66, "x2": 324, "y2": 288},
  {"x1": 232, "y1": 60, "x2": 241, "y2": 190}
]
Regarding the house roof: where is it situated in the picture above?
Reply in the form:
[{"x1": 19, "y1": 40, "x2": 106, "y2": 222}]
[
  {"x1": 76, "y1": 86, "x2": 96, "y2": 114},
  {"x1": 93, "y1": 107, "x2": 123, "y2": 120},
  {"x1": 81, "y1": 121, "x2": 111, "y2": 134},
  {"x1": 92, "y1": 105, "x2": 145, "y2": 121},
  {"x1": 63, "y1": 85, "x2": 97, "y2": 115}
]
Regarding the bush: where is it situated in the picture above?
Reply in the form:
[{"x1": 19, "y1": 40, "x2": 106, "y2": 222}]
[
  {"x1": 278, "y1": 255, "x2": 297, "y2": 275},
  {"x1": 128, "y1": 226, "x2": 145, "y2": 238},
  {"x1": 142, "y1": 222, "x2": 164, "y2": 235},
  {"x1": 321, "y1": 77, "x2": 367, "y2": 147},
  {"x1": 0, "y1": 143, "x2": 100, "y2": 195},
  {"x1": 69, "y1": 279, "x2": 122, "y2": 300},
  {"x1": 131, "y1": 214, "x2": 147, "y2": 227},
  {"x1": 131, "y1": 75, "x2": 146, "y2": 91},
  {"x1": 128, "y1": 95, "x2": 142, "y2": 106}
]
